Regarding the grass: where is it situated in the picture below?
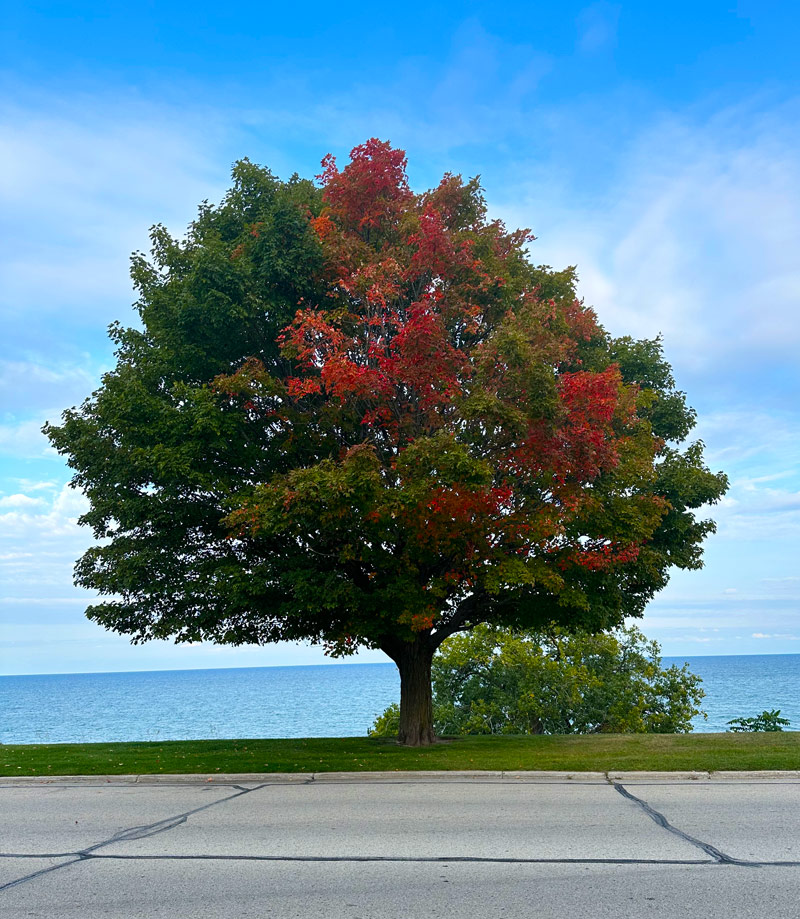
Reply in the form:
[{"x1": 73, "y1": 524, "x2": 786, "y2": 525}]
[{"x1": 2, "y1": 732, "x2": 800, "y2": 776}]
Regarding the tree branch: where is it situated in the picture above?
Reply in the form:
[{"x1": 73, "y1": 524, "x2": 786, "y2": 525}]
[{"x1": 431, "y1": 593, "x2": 486, "y2": 649}]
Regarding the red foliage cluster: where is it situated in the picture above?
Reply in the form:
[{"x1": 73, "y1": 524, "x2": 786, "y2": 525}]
[{"x1": 318, "y1": 139, "x2": 412, "y2": 232}]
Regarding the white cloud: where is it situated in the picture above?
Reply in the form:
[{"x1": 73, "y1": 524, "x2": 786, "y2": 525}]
[
  {"x1": 0, "y1": 493, "x2": 44, "y2": 508},
  {"x1": 0, "y1": 484, "x2": 97, "y2": 610},
  {"x1": 752, "y1": 633, "x2": 800, "y2": 640},
  {"x1": 0, "y1": 482, "x2": 89, "y2": 541},
  {"x1": 14, "y1": 479, "x2": 60, "y2": 492}
]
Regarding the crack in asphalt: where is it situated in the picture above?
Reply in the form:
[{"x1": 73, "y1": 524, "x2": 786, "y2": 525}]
[
  {"x1": 0, "y1": 782, "x2": 269, "y2": 893},
  {"x1": 613, "y1": 783, "x2": 758, "y2": 866}
]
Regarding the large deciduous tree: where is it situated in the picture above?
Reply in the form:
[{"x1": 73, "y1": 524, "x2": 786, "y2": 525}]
[{"x1": 46, "y1": 140, "x2": 727, "y2": 745}]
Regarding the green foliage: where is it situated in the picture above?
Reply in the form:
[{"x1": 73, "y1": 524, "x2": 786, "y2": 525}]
[
  {"x1": 370, "y1": 703, "x2": 401, "y2": 738},
  {"x1": 371, "y1": 625, "x2": 705, "y2": 736},
  {"x1": 727, "y1": 710, "x2": 791, "y2": 733}
]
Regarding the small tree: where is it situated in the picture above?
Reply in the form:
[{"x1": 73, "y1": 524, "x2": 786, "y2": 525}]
[
  {"x1": 371, "y1": 624, "x2": 705, "y2": 736},
  {"x1": 46, "y1": 140, "x2": 727, "y2": 745},
  {"x1": 727, "y1": 710, "x2": 790, "y2": 732}
]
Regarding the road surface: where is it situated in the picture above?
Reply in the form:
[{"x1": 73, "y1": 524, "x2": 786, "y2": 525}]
[{"x1": 2, "y1": 771, "x2": 800, "y2": 917}]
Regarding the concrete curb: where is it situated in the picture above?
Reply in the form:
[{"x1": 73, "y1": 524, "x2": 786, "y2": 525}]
[
  {"x1": 3, "y1": 769, "x2": 800, "y2": 786},
  {"x1": 608, "y1": 771, "x2": 709, "y2": 782}
]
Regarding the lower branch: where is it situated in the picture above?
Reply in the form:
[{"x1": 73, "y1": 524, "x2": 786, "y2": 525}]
[{"x1": 431, "y1": 593, "x2": 485, "y2": 648}]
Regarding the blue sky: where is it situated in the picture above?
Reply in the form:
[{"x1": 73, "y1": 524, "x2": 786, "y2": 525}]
[{"x1": 2, "y1": 1, "x2": 799, "y2": 673}]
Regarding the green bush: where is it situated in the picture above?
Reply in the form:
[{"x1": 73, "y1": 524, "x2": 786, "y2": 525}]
[
  {"x1": 370, "y1": 703, "x2": 401, "y2": 737},
  {"x1": 370, "y1": 624, "x2": 705, "y2": 737},
  {"x1": 727, "y1": 710, "x2": 790, "y2": 732}
]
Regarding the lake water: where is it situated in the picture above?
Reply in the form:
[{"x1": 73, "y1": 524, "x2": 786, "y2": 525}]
[{"x1": 2, "y1": 654, "x2": 799, "y2": 744}]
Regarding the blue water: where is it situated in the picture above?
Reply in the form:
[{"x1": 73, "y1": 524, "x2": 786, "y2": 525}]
[
  {"x1": 663, "y1": 654, "x2": 800, "y2": 734},
  {"x1": 0, "y1": 664, "x2": 400, "y2": 745},
  {"x1": 1, "y1": 655, "x2": 798, "y2": 744}
]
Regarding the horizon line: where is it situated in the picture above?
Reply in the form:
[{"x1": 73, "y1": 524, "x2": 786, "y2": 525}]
[{"x1": 4, "y1": 650, "x2": 800, "y2": 678}]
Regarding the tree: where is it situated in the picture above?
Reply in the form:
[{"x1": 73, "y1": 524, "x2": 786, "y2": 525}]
[
  {"x1": 370, "y1": 624, "x2": 705, "y2": 737},
  {"x1": 727, "y1": 710, "x2": 791, "y2": 732},
  {"x1": 45, "y1": 139, "x2": 727, "y2": 745}
]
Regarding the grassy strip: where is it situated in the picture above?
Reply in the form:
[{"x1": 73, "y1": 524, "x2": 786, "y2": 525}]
[{"x1": 2, "y1": 733, "x2": 800, "y2": 776}]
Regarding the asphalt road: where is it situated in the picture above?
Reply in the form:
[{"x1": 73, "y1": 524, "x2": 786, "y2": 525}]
[{"x1": 2, "y1": 771, "x2": 800, "y2": 918}]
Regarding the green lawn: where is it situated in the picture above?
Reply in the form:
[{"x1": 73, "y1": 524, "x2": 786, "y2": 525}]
[{"x1": 2, "y1": 733, "x2": 799, "y2": 776}]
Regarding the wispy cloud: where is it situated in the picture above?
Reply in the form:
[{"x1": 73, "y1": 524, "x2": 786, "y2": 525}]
[
  {"x1": 0, "y1": 359, "x2": 104, "y2": 415},
  {"x1": 0, "y1": 93, "x2": 233, "y2": 359},
  {"x1": 0, "y1": 415, "x2": 58, "y2": 459},
  {"x1": 501, "y1": 99, "x2": 800, "y2": 384},
  {"x1": 0, "y1": 483, "x2": 92, "y2": 601},
  {"x1": 576, "y1": 2, "x2": 621, "y2": 53},
  {"x1": 0, "y1": 494, "x2": 45, "y2": 508}
]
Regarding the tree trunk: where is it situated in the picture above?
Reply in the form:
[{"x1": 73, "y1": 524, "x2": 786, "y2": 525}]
[{"x1": 391, "y1": 636, "x2": 436, "y2": 746}]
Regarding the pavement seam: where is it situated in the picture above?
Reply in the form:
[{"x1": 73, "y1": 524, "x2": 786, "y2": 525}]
[
  {"x1": 76, "y1": 852, "x2": 800, "y2": 866},
  {"x1": 3, "y1": 850, "x2": 800, "y2": 866},
  {"x1": 0, "y1": 851, "x2": 728, "y2": 866}
]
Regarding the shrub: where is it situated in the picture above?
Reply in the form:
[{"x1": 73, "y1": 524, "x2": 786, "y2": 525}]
[{"x1": 726, "y1": 710, "x2": 790, "y2": 732}]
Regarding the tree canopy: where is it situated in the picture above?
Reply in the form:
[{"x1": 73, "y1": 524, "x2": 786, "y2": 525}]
[{"x1": 45, "y1": 139, "x2": 727, "y2": 745}]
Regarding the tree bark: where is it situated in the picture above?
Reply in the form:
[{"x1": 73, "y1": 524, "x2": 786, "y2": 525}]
[{"x1": 386, "y1": 636, "x2": 436, "y2": 746}]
